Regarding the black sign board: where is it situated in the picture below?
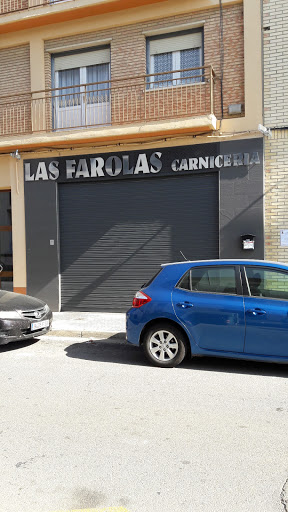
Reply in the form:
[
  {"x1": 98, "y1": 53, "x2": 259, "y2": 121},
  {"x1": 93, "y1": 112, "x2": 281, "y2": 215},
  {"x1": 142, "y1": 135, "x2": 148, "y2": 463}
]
[{"x1": 24, "y1": 140, "x2": 263, "y2": 184}]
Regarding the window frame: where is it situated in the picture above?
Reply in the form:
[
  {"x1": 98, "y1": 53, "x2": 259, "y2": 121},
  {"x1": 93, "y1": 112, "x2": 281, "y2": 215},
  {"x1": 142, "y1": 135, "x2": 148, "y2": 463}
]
[
  {"x1": 176, "y1": 265, "x2": 242, "y2": 296},
  {"x1": 242, "y1": 265, "x2": 288, "y2": 301},
  {"x1": 52, "y1": 45, "x2": 111, "y2": 91},
  {"x1": 146, "y1": 28, "x2": 204, "y2": 88},
  {"x1": 51, "y1": 45, "x2": 111, "y2": 130}
]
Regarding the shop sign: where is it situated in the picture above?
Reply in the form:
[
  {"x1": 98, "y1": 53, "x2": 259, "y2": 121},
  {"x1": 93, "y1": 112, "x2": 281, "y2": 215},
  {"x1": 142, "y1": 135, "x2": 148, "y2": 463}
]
[{"x1": 24, "y1": 143, "x2": 262, "y2": 183}]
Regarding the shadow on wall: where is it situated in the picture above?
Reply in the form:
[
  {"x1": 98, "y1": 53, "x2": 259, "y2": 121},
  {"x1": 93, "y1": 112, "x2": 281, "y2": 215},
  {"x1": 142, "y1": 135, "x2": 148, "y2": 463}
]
[{"x1": 59, "y1": 175, "x2": 219, "y2": 311}]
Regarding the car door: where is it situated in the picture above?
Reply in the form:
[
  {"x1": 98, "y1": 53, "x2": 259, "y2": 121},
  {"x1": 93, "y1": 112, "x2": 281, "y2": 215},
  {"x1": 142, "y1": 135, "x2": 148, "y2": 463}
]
[
  {"x1": 243, "y1": 266, "x2": 288, "y2": 357},
  {"x1": 172, "y1": 265, "x2": 245, "y2": 352}
]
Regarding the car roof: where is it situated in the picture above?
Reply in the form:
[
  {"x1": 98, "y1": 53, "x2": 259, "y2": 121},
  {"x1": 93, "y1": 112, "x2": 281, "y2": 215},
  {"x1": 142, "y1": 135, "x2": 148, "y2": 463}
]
[{"x1": 161, "y1": 259, "x2": 288, "y2": 268}]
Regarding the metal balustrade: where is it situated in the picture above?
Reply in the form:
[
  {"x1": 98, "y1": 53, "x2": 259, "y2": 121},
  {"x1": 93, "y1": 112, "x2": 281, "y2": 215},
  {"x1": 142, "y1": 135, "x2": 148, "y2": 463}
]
[
  {"x1": 0, "y1": 0, "x2": 70, "y2": 15},
  {"x1": 0, "y1": 66, "x2": 216, "y2": 137}
]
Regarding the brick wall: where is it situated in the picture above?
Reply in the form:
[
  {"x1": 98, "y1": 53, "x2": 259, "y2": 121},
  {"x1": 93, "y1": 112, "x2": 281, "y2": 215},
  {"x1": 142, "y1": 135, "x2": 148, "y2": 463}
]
[
  {"x1": 265, "y1": 130, "x2": 288, "y2": 262},
  {"x1": 44, "y1": 3, "x2": 244, "y2": 124},
  {"x1": 0, "y1": 44, "x2": 31, "y2": 135},
  {"x1": 263, "y1": 0, "x2": 288, "y2": 263},
  {"x1": 263, "y1": 0, "x2": 288, "y2": 128}
]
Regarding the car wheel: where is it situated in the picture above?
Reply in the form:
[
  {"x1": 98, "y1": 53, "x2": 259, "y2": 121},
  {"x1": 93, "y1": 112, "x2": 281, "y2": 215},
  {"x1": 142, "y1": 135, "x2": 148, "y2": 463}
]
[{"x1": 143, "y1": 323, "x2": 187, "y2": 368}]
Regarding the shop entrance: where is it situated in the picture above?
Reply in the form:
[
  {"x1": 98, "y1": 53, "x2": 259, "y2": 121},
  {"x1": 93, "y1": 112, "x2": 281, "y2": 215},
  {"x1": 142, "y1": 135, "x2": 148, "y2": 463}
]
[
  {"x1": 59, "y1": 174, "x2": 219, "y2": 312},
  {"x1": 0, "y1": 191, "x2": 13, "y2": 291}
]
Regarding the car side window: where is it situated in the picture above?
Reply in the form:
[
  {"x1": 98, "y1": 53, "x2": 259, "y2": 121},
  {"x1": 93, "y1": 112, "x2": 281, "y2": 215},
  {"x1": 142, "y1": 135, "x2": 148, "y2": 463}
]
[
  {"x1": 177, "y1": 270, "x2": 190, "y2": 290},
  {"x1": 178, "y1": 266, "x2": 237, "y2": 294},
  {"x1": 245, "y1": 267, "x2": 288, "y2": 300},
  {"x1": 191, "y1": 266, "x2": 237, "y2": 294}
]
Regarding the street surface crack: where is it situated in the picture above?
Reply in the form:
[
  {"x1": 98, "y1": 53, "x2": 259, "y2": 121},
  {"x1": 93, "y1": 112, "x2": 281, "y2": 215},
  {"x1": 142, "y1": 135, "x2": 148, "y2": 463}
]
[{"x1": 281, "y1": 477, "x2": 288, "y2": 511}]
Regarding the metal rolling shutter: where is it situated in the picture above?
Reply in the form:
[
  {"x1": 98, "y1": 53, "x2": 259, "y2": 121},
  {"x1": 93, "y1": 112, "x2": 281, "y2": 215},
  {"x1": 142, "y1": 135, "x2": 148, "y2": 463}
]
[
  {"x1": 54, "y1": 48, "x2": 110, "y2": 71},
  {"x1": 149, "y1": 32, "x2": 202, "y2": 55},
  {"x1": 59, "y1": 174, "x2": 219, "y2": 312}
]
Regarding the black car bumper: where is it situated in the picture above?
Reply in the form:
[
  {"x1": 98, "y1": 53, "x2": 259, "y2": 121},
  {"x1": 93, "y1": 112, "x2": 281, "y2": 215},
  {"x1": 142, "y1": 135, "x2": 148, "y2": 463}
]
[{"x1": 0, "y1": 311, "x2": 53, "y2": 345}]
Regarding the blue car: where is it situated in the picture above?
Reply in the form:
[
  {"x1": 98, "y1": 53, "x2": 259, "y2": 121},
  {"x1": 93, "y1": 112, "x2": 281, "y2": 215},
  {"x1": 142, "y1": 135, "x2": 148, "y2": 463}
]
[{"x1": 126, "y1": 259, "x2": 288, "y2": 368}]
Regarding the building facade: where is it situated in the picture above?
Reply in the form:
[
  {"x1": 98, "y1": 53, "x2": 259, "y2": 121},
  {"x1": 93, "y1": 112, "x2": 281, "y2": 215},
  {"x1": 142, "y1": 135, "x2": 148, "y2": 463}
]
[
  {"x1": 0, "y1": 0, "x2": 264, "y2": 311},
  {"x1": 263, "y1": 0, "x2": 288, "y2": 264}
]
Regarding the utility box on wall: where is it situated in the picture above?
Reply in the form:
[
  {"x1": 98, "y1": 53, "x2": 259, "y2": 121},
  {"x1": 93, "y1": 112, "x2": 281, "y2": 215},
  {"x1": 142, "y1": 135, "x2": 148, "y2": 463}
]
[{"x1": 241, "y1": 234, "x2": 255, "y2": 251}]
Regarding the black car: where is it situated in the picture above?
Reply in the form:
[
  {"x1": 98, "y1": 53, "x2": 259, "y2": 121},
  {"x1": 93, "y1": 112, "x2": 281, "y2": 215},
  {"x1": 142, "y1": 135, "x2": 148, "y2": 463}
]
[{"x1": 0, "y1": 290, "x2": 52, "y2": 345}]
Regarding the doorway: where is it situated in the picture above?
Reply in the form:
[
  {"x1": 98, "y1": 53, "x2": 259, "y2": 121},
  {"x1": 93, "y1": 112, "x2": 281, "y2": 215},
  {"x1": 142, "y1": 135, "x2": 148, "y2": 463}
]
[{"x1": 0, "y1": 191, "x2": 13, "y2": 291}]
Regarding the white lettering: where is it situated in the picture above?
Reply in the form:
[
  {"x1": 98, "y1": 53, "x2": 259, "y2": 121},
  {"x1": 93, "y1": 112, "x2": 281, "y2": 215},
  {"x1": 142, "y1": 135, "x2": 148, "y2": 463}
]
[
  {"x1": 171, "y1": 159, "x2": 180, "y2": 172},
  {"x1": 179, "y1": 159, "x2": 188, "y2": 171},
  {"x1": 215, "y1": 155, "x2": 223, "y2": 168},
  {"x1": 198, "y1": 157, "x2": 209, "y2": 169},
  {"x1": 189, "y1": 158, "x2": 198, "y2": 170},
  {"x1": 75, "y1": 159, "x2": 89, "y2": 179},
  {"x1": 66, "y1": 160, "x2": 76, "y2": 179},
  {"x1": 134, "y1": 154, "x2": 150, "y2": 174},
  {"x1": 123, "y1": 155, "x2": 134, "y2": 175},
  {"x1": 24, "y1": 162, "x2": 34, "y2": 181},
  {"x1": 233, "y1": 153, "x2": 244, "y2": 166},
  {"x1": 35, "y1": 162, "x2": 49, "y2": 181},
  {"x1": 224, "y1": 154, "x2": 232, "y2": 167},
  {"x1": 250, "y1": 152, "x2": 260, "y2": 165},
  {"x1": 244, "y1": 153, "x2": 250, "y2": 166},
  {"x1": 90, "y1": 158, "x2": 105, "y2": 177},
  {"x1": 150, "y1": 152, "x2": 162, "y2": 173},
  {"x1": 105, "y1": 156, "x2": 122, "y2": 177},
  {"x1": 48, "y1": 161, "x2": 59, "y2": 180}
]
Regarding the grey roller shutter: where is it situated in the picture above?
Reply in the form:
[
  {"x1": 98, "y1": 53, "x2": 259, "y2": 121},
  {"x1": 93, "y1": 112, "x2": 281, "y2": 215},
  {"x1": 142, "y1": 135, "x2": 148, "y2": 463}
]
[
  {"x1": 59, "y1": 174, "x2": 219, "y2": 312},
  {"x1": 149, "y1": 32, "x2": 202, "y2": 55},
  {"x1": 54, "y1": 48, "x2": 110, "y2": 71}
]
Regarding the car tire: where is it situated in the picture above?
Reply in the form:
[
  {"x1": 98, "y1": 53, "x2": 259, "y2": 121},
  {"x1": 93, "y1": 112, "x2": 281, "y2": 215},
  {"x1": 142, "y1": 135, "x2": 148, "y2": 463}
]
[{"x1": 143, "y1": 323, "x2": 187, "y2": 368}]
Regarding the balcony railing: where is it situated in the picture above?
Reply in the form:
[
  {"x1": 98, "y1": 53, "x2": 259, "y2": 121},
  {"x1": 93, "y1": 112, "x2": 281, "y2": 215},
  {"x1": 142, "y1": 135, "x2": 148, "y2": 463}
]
[
  {"x1": 0, "y1": 66, "x2": 216, "y2": 137},
  {"x1": 0, "y1": 0, "x2": 70, "y2": 15}
]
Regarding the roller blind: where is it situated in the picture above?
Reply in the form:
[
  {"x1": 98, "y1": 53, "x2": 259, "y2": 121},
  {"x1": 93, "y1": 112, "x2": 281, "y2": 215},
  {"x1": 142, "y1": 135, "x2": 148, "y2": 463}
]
[
  {"x1": 150, "y1": 32, "x2": 202, "y2": 55},
  {"x1": 59, "y1": 174, "x2": 219, "y2": 312},
  {"x1": 54, "y1": 48, "x2": 110, "y2": 71}
]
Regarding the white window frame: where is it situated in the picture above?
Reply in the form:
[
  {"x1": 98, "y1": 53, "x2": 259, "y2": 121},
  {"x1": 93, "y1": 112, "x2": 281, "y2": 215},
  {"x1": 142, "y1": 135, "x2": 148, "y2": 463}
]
[
  {"x1": 53, "y1": 48, "x2": 111, "y2": 130},
  {"x1": 147, "y1": 30, "x2": 203, "y2": 88}
]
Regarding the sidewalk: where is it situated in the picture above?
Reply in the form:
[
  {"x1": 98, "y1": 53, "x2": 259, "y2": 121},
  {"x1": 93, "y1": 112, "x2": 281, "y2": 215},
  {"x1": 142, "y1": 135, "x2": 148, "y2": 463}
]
[{"x1": 45, "y1": 311, "x2": 126, "y2": 341}]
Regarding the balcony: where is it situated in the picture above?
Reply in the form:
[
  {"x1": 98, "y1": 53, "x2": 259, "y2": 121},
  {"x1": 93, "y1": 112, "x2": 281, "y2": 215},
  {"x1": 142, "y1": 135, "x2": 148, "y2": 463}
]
[
  {"x1": 0, "y1": 66, "x2": 217, "y2": 150},
  {"x1": 0, "y1": 0, "x2": 57, "y2": 14},
  {"x1": 0, "y1": 0, "x2": 168, "y2": 32}
]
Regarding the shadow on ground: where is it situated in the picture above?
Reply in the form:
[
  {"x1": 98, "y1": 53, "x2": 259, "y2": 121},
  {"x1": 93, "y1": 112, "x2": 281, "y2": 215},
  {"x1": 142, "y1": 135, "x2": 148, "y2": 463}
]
[
  {"x1": 0, "y1": 338, "x2": 39, "y2": 352},
  {"x1": 65, "y1": 336, "x2": 288, "y2": 378},
  {"x1": 65, "y1": 337, "x2": 149, "y2": 368}
]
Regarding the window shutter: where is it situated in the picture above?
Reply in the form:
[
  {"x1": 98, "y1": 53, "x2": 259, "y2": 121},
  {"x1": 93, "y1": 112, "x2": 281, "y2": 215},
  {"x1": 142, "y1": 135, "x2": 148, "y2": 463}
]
[
  {"x1": 150, "y1": 32, "x2": 202, "y2": 55},
  {"x1": 54, "y1": 48, "x2": 110, "y2": 71}
]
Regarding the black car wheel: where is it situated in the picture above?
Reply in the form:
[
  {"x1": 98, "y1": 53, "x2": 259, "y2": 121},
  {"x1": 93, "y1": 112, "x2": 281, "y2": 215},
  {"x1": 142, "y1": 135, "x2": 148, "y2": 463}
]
[{"x1": 143, "y1": 323, "x2": 187, "y2": 368}]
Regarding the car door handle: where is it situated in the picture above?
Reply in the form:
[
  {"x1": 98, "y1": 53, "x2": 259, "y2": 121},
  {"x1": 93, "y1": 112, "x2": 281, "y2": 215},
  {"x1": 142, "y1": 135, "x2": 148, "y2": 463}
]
[
  {"x1": 176, "y1": 301, "x2": 194, "y2": 309},
  {"x1": 247, "y1": 308, "x2": 267, "y2": 316}
]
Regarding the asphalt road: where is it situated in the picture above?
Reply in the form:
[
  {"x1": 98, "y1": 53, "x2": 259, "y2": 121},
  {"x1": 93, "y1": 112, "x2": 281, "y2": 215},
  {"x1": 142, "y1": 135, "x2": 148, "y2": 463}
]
[{"x1": 1, "y1": 335, "x2": 288, "y2": 512}]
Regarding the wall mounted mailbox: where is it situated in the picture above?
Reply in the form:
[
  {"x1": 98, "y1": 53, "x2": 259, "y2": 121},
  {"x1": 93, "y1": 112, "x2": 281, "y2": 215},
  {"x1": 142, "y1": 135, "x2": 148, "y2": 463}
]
[{"x1": 241, "y1": 234, "x2": 255, "y2": 250}]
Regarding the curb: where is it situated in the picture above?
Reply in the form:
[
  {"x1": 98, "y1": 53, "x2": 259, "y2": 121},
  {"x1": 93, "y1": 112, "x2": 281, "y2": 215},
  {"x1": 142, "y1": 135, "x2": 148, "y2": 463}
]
[{"x1": 44, "y1": 330, "x2": 126, "y2": 341}]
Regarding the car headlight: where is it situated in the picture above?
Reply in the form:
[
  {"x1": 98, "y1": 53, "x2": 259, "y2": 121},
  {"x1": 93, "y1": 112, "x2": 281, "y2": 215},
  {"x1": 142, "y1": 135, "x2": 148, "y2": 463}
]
[
  {"x1": 44, "y1": 304, "x2": 50, "y2": 314},
  {"x1": 0, "y1": 310, "x2": 22, "y2": 319}
]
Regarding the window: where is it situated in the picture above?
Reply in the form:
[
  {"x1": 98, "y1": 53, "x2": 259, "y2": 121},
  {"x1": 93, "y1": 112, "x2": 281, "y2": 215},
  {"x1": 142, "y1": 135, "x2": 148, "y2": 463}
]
[
  {"x1": 178, "y1": 266, "x2": 237, "y2": 295},
  {"x1": 245, "y1": 267, "x2": 288, "y2": 300},
  {"x1": 147, "y1": 30, "x2": 203, "y2": 88},
  {"x1": 53, "y1": 46, "x2": 111, "y2": 129},
  {"x1": 178, "y1": 270, "x2": 190, "y2": 290}
]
